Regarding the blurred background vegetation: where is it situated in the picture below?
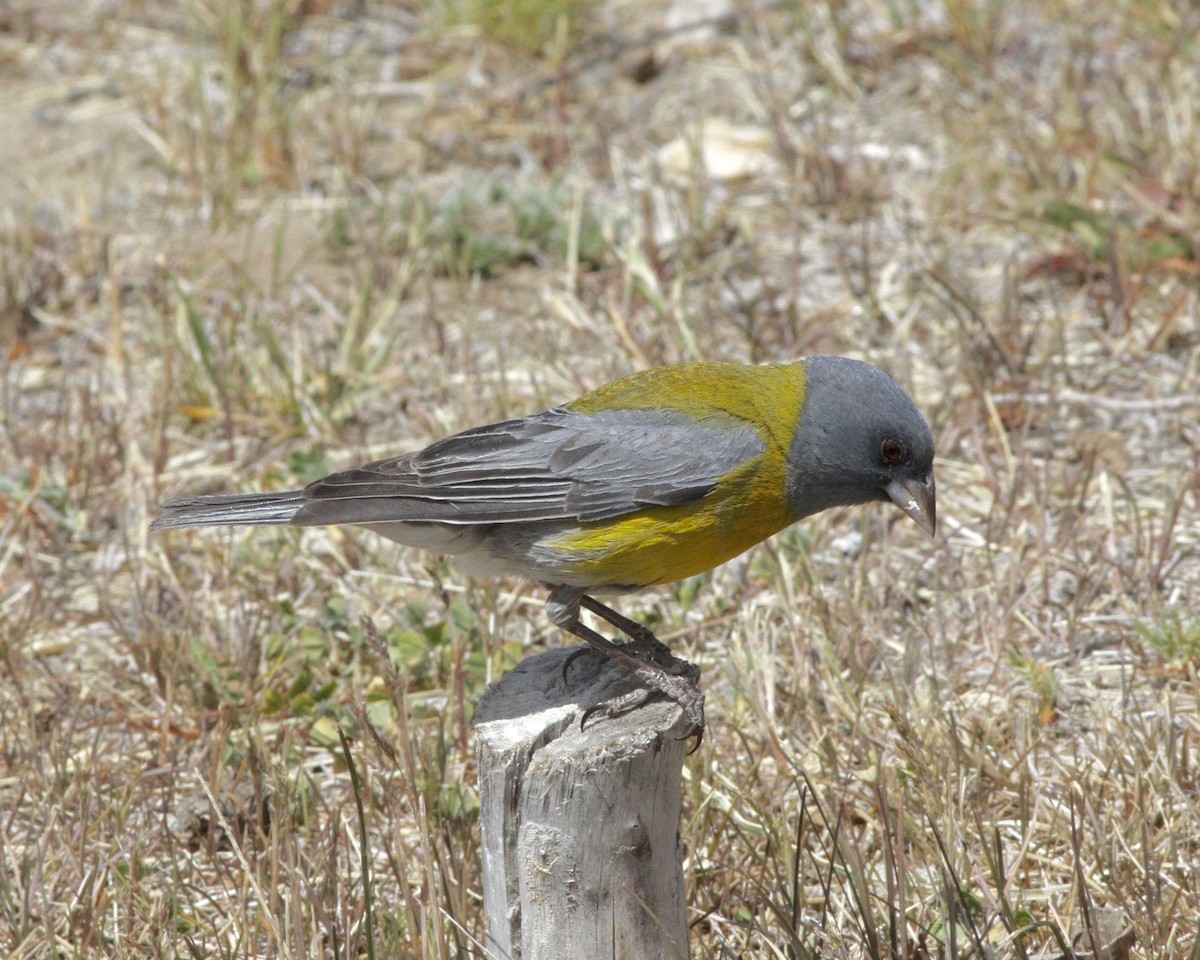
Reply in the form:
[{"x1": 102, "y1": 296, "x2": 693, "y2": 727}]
[{"x1": 1, "y1": 0, "x2": 1197, "y2": 956}]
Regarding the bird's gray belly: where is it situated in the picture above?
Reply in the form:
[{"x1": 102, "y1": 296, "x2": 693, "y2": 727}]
[{"x1": 359, "y1": 519, "x2": 596, "y2": 585}]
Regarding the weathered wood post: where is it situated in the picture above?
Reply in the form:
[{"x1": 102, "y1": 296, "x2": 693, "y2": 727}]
[{"x1": 475, "y1": 646, "x2": 691, "y2": 960}]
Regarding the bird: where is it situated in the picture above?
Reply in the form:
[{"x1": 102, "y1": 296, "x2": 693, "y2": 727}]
[{"x1": 152, "y1": 356, "x2": 935, "y2": 741}]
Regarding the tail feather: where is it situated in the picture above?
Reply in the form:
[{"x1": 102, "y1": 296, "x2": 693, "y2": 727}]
[{"x1": 152, "y1": 490, "x2": 304, "y2": 530}]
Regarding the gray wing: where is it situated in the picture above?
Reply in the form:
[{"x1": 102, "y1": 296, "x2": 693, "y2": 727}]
[{"x1": 292, "y1": 406, "x2": 765, "y2": 527}]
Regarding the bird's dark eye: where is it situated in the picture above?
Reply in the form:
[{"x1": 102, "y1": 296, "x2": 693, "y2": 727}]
[{"x1": 881, "y1": 439, "x2": 904, "y2": 465}]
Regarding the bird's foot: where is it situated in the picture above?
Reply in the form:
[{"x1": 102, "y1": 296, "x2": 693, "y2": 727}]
[
  {"x1": 617, "y1": 631, "x2": 680, "y2": 670},
  {"x1": 560, "y1": 630, "x2": 682, "y2": 681},
  {"x1": 577, "y1": 648, "x2": 705, "y2": 750},
  {"x1": 549, "y1": 589, "x2": 705, "y2": 748}
]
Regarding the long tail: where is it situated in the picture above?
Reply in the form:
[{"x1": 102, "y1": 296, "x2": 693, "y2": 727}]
[{"x1": 151, "y1": 490, "x2": 305, "y2": 530}]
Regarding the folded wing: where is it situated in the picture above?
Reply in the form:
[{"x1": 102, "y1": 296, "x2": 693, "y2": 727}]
[{"x1": 294, "y1": 406, "x2": 764, "y2": 526}]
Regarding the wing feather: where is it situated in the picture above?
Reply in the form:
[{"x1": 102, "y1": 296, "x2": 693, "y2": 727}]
[{"x1": 293, "y1": 407, "x2": 764, "y2": 527}]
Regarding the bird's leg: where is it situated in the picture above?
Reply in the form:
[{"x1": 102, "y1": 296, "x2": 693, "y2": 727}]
[
  {"x1": 578, "y1": 595, "x2": 682, "y2": 670},
  {"x1": 546, "y1": 586, "x2": 704, "y2": 745}
]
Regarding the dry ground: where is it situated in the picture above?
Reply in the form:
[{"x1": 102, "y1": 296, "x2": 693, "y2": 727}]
[{"x1": 2, "y1": 1, "x2": 1198, "y2": 957}]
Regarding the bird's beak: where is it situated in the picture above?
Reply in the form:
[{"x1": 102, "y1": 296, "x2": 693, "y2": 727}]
[{"x1": 885, "y1": 473, "x2": 936, "y2": 537}]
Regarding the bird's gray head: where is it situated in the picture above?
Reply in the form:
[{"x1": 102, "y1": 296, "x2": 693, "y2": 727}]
[{"x1": 786, "y1": 356, "x2": 936, "y2": 535}]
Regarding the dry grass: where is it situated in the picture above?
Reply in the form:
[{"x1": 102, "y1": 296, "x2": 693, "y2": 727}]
[{"x1": 2, "y1": 0, "x2": 1198, "y2": 957}]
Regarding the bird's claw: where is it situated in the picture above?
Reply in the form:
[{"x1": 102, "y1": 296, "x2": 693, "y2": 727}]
[
  {"x1": 561, "y1": 645, "x2": 594, "y2": 683},
  {"x1": 576, "y1": 648, "x2": 705, "y2": 750}
]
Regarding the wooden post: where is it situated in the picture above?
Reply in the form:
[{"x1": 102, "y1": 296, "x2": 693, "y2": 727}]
[{"x1": 475, "y1": 646, "x2": 691, "y2": 960}]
